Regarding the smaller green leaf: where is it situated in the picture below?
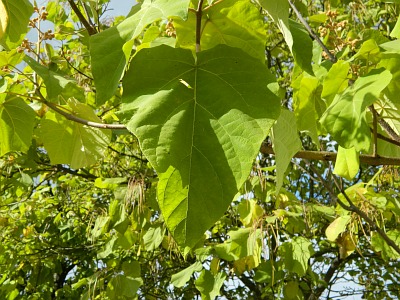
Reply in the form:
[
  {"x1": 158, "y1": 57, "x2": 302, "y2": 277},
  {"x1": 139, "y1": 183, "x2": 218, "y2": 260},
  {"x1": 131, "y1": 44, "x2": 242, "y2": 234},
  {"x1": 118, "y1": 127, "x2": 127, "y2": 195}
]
[
  {"x1": 237, "y1": 199, "x2": 263, "y2": 227},
  {"x1": 290, "y1": 19, "x2": 314, "y2": 75},
  {"x1": 39, "y1": 99, "x2": 111, "y2": 168},
  {"x1": 122, "y1": 261, "x2": 141, "y2": 278},
  {"x1": 321, "y1": 69, "x2": 392, "y2": 152},
  {"x1": 321, "y1": 60, "x2": 350, "y2": 106},
  {"x1": 106, "y1": 275, "x2": 142, "y2": 298},
  {"x1": 0, "y1": 0, "x2": 33, "y2": 49},
  {"x1": 24, "y1": 56, "x2": 84, "y2": 102},
  {"x1": 0, "y1": 97, "x2": 36, "y2": 156},
  {"x1": 283, "y1": 281, "x2": 303, "y2": 300},
  {"x1": 325, "y1": 215, "x2": 351, "y2": 242},
  {"x1": 371, "y1": 230, "x2": 400, "y2": 260},
  {"x1": 171, "y1": 261, "x2": 203, "y2": 288},
  {"x1": 195, "y1": 270, "x2": 226, "y2": 300},
  {"x1": 351, "y1": 39, "x2": 381, "y2": 63},
  {"x1": 259, "y1": 0, "x2": 292, "y2": 51},
  {"x1": 390, "y1": 15, "x2": 400, "y2": 39},
  {"x1": 142, "y1": 226, "x2": 165, "y2": 251},
  {"x1": 333, "y1": 146, "x2": 360, "y2": 180},
  {"x1": 97, "y1": 236, "x2": 118, "y2": 259},
  {"x1": 279, "y1": 237, "x2": 314, "y2": 277},
  {"x1": 272, "y1": 109, "x2": 302, "y2": 193}
]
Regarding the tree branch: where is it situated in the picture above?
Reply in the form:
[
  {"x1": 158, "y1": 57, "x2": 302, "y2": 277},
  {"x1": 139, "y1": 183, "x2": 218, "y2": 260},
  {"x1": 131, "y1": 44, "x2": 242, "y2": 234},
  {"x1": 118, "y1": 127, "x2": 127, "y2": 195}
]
[
  {"x1": 288, "y1": 0, "x2": 337, "y2": 63},
  {"x1": 261, "y1": 143, "x2": 400, "y2": 166},
  {"x1": 67, "y1": 0, "x2": 97, "y2": 35},
  {"x1": 35, "y1": 89, "x2": 127, "y2": 130}
]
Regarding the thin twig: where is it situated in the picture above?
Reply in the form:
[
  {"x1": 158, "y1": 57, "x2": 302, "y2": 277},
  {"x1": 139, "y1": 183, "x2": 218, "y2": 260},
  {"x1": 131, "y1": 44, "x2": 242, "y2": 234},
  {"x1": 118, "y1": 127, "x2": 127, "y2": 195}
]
[
  {"x1": 331, "y1": 176, "x2": 400, "y2": 255},
  {"x1": 288, "y1": 0, "x2": 337, "y2": 63},
  {"x1": 67, "y1": 0, "x2": 97, "y2": 35},
  {"x1": 261, "y1": 144, "x2": 400, "y2": 166},
  {"x1": 309, "y1": 164, "x2": 400, "y2": 256}
]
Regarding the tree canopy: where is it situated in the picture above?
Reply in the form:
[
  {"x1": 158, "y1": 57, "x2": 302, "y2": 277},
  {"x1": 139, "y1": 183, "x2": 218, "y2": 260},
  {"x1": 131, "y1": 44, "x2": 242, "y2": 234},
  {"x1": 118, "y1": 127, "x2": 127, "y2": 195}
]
[{"x1": 1, "y1": 0, "x2": 400, "y2": 299}]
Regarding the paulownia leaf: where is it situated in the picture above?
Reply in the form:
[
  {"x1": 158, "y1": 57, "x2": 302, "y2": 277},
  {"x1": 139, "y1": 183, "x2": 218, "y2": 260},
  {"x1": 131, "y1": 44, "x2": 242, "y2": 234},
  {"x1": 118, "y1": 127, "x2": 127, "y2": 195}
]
[
  {"x1": 195, "y1": 270, "x2": 226, "y2": 300},
  {"x1": 378, "y1": 53, "x2": 400, "y2": 106},
  {"x1": 325, "y1": 215, "x2": 351, "y2": 242},
  {"x1": 24, "y1": 56, "x2": 84, "y2": 102},
  {"x1": 289, "y1": 19, "x2": 313, "y2": 75},
  {"x1": 175, "y1": 0, "x2": 266, "y2": 61},
  {"x1": 0, "y1": 0, "x2": 33, "y2": 49},
  {"x1": 279, "y1": 237, "x2": 314, "y2": 277},
  {"x1": 121, "y1": 45, "x2": 280, "y2": 247},
  {"x1": 39, "y1": 99, "x2": 111, "y2": 169},
  {"x1": 259, "y1": 0, "x2": 292, "y2": 51},
  {"x1": 321, "y1": 60, "x2": 350, "y2": 106},
  {"x1": 320, "y1": 69, "x2": 392, "y2": 152},
  {"x1": 333, "y1": 146, "x2": 360, "y2": 180},
  {"x1": 171, "y1": 261, "x2": 203, "y2": 288},
  {"x1": 90, "y1": 0, "x2": 190, "y2": 104},
  {"x1": 271, "y1": 109, "x2": 302, "y2": 193},
  {"x1": 293, "y1": 74, "x2": 322, "y2": 146},
  {"x1": 0, "y1": 96, "x2": 35, "y2": 156}
]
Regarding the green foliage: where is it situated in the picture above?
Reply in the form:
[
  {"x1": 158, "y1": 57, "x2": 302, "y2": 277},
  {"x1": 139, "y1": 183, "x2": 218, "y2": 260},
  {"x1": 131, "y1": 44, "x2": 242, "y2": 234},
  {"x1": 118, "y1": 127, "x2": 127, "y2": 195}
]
[{"x1": 1, "y1": 0, "x2": 400, "y2": 299}]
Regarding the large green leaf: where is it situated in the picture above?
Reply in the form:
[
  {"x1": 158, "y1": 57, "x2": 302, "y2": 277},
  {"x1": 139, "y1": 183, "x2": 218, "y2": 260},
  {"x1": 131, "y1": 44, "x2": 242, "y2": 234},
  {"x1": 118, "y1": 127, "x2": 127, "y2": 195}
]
[
  {"x1": 39, "y1": 99, "x2": 111, "y2": 168},
  {"x1": 175, "y1": 0, "x2": 266, "y2": 61},
  {"x1": 24, "y1": 56, "x2": 84, "y2": 102},
  {"x1": 320, "y1": 69, "x2": 392, "y2": 152},
  {"x1": 90, "y1": 0, "x2": 190, "y2": 104},
  {"x1": 0, "y1": 96, "x2": 35, "y2": 156},
  {"x1": 0, "y1": 0, "x2": 33, "y2": 49},
  {"x1": 271, "y1": 109, "x2": 302, "y2": 193},
  {"x1": 121, "y1": 45, "x2": 280, "y2": 247}
]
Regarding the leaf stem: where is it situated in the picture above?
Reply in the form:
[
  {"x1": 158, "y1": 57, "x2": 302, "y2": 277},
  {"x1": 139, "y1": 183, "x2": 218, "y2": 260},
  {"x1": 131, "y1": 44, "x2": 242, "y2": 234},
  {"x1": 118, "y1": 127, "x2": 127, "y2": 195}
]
[
  {"x1": 195, "y1": 0, "x2": 205, "y2": 53},
  {"x1": 288, "y1": 0, "x2": 337, "y2": 63}
]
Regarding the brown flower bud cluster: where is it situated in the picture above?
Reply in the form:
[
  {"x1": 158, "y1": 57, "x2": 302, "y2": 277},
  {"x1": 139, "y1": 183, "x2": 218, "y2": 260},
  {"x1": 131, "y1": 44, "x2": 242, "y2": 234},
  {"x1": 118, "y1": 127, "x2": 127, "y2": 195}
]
[
  {"x1": 318, "y1": 10, "x2": 359, "y2": 55},
  {"x1": 165, "y1": 19, "x2": 176, "y2": 38}
]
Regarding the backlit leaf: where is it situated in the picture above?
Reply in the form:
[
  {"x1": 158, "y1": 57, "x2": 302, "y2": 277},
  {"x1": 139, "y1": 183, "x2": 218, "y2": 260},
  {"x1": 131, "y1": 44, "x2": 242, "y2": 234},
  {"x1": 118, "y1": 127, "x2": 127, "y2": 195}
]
[
  {"x1": 195, "y1": 270, "x2": 226, "y2": 300},
  {"x1": 90, "y1": 0, "x2": 190, "y2": 103},
  {"x1": 0, "y1": 96, "x2": 35, "y2": 156},
  {"x1": 333, "y1": 146, "x2": 360, "y2": 180},
  {"x1": 271, "y1": 109, "x2": 302, "y2": 193},
  {"x1": 0, "y1": 0, "x2": 33, "y2": 49},
  {"x1": 122, "y1": 45, "x2": 280, "y2": 247},
  {"x1": 39, "y1": 99, "x2": 111, "y2": 168},
  {"x1": 175, "y1": 0, "x2": 266, "y2": 61},
  {"x1": 171, "y1": 261, "x2": 203, "y2": 288},
  {"x1": 325, "y1": 215, "x2": 351, "y2": 242},
  {"x1": 320, "y1": 69, "x2": 392, "y2": 152}
]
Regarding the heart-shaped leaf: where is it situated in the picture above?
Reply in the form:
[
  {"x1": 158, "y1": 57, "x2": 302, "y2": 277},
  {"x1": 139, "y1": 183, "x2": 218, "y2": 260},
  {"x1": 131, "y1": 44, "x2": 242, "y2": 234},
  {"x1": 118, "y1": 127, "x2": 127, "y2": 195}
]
[{"x1": 121, "y1": 45, "x2": 280, "y2": 247}]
